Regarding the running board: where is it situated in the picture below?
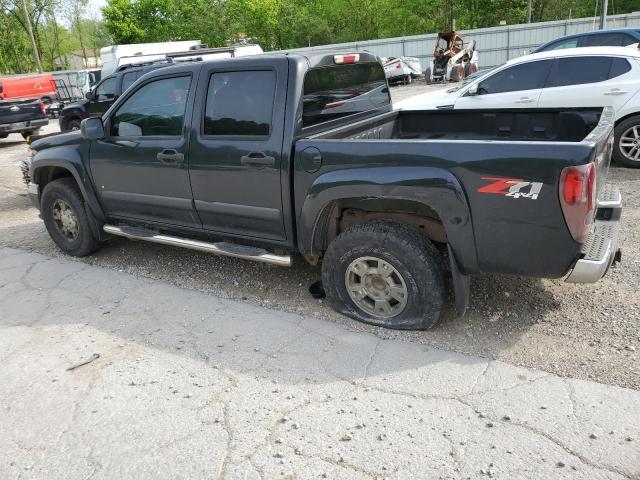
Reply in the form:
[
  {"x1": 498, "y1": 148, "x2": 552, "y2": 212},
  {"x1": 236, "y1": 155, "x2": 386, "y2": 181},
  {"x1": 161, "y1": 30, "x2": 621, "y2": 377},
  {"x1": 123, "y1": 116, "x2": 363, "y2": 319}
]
[{"x1": 103, "y1": 225, "x2": 291, "y2": 267}]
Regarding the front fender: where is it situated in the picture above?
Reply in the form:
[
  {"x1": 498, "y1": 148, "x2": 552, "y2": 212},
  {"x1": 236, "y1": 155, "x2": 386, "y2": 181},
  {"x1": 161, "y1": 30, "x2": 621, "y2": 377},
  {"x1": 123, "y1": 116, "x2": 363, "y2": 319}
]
[
  {"x1": 31, "y1": 147, "x2": 105, "y2": 221},
  {"x1": 297, "y1": 166, "x2": 478, "y2": 273}
]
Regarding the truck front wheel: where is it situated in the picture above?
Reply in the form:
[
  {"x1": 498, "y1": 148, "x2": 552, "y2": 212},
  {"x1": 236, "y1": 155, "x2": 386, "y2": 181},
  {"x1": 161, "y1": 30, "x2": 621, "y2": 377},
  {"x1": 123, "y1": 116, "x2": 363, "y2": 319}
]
[
  {"x1": 41, "y1": 178, "x2": 104, "y2": 257},
  {"x1": 322, "y1": 221, "x2": 444, "y2": 329}
]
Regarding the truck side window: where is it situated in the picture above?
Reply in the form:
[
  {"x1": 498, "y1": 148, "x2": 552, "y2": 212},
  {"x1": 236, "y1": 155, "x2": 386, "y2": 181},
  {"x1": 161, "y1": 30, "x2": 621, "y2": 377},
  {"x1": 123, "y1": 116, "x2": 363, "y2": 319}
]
[
  {"x1": 95, "y1": 77, "x2": 117, "y2": 101},
  {"x1": 544, "y1": 38, "x2": 579, "y2": 50},
  {"x1": 204, "y1": 71, "x2": 275, "y2": 136},
  {"x1": 111, "y1": 76, "x2": 191, "y2": 137},
  {"x1": 476, "y1": 60, "x2": 552, "y2": 95},
  {"x1": 121, "y1": 72, "x2": 138, "y2": 93},
  {"x1": 545, "y1": 57, "x2": 612, "y2": 88}
]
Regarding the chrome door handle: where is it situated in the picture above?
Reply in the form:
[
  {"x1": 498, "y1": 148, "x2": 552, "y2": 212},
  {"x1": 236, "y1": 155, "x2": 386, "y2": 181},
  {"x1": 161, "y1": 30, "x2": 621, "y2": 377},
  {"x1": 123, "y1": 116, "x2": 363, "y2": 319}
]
[
  {"x1": 604, "y1": 89, "x2": 628, "y2": 96},
  {"x1": 157, "y1": 149, "x2": 184, "y2": 164},
  {"x1": 515, "y1": 97, "x2": 534, "y2": 104},
  {"x1": 240, "y1": 152, "x2": 275, "y2": 167}
]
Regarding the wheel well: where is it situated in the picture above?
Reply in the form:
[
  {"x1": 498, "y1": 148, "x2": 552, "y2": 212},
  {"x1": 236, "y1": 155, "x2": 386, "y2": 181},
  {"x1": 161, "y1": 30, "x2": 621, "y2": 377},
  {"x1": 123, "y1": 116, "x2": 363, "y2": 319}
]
[
  {"x1": 61, "y1": 115, "x2": 82, "y2": 129},
  {"x1": 311, "y1": 199, "x2": 446, "y2": 261},
  {"x1": 615, "y1": 111, "x2": 640, "y2": 127},
  {"x1": 34, "y1": 166, "x2": 76, "y2": 192}
]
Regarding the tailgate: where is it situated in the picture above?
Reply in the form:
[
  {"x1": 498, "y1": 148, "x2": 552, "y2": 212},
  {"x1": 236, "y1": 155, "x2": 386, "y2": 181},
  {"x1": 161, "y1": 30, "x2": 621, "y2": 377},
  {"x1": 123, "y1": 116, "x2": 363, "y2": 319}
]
[
  {"x1": 584, "y1": 106, "x2": 615, "y2": 198},
  {"x1": 0, "y1": 100, "x2": 44, "y2": 125}
]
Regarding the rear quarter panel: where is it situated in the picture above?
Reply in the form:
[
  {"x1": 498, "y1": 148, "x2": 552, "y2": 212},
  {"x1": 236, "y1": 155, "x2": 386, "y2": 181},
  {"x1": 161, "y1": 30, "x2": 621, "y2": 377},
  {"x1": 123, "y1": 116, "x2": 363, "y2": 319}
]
[{"x1": 294, "y1": 138, "x2": 597, "y2": 277}]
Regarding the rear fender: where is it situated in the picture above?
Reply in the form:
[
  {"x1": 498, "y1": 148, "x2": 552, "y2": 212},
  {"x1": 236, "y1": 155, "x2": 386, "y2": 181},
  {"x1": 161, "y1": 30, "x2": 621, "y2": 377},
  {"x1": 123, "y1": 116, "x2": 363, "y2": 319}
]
[{"x1": 297, "y1": 166, "x2": 478, "y2": 273}]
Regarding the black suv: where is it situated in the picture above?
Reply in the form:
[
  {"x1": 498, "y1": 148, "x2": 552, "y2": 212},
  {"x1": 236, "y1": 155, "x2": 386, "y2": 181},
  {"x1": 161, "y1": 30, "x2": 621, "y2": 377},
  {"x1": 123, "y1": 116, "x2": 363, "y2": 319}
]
[{"x1": 59, "y1": 62, "x2": 170, "y2": 132}]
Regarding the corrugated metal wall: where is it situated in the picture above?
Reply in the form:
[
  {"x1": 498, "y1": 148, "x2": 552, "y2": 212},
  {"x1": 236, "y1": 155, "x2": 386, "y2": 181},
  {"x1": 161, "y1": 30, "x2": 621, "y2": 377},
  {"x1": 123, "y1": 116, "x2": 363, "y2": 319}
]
[{"x1": 272, "y1": 12, "x2": 640, "y2": 70}]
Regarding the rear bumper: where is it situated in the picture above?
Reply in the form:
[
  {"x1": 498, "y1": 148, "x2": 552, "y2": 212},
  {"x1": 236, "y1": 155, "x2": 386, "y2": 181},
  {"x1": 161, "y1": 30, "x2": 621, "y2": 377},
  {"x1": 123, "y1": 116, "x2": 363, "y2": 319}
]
[
  {"x1": 565, "y1": 184, "x2": 621, "y2": 284},
  {"x1": 0, "y1": 118, "x2": 48, "y2": 134}
]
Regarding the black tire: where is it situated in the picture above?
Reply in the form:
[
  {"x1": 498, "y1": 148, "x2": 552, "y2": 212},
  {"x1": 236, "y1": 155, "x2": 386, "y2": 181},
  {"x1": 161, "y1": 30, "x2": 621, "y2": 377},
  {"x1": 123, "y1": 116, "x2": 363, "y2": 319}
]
[
  {"x1": 405, "y1": 75, "x2": 412, "y2": 85},
  {"x1": 62, "y1": 116, "x2": 82, "y2": 132},
  {"x1": 21, "y1": 130, "x2": 39, "y2": 140},
  {"x1": 424, "y1": 67, "x2": 432, "y2": 84},
  {"x1": 613, "y1": 115, "x2": 640, "y2": 168},
  {"x1": 464, "y1": 63, "x2": 471, "y2": 76},
  {"x1": 321, "y1": 221, "x2": 444, "y2": 330},
  {"x1": 41, "y1": 178, "x2": 103, "y2": 257}
]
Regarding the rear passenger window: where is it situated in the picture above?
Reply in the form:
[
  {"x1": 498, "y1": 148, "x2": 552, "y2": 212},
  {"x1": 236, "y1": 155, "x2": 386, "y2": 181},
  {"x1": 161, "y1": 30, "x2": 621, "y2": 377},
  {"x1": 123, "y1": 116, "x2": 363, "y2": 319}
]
[
  {"x1": 545, "y1": 38, "x2": 579, "y2": 50},
  {"x1": 112, "y1": 76, "x2": 191, "y2": 137},
  {"x1": 204, "y1": 71, "x2": 275, "y2": 136},
  {"x1": 545, "y1": 57, "x2": 612, "y2": 87},
  {"x1": 476, "y1": 60, "x2": 552, "y2": 94},
  {"x1": 609, "y1": 58, "x2": 632, "y2": 79}
]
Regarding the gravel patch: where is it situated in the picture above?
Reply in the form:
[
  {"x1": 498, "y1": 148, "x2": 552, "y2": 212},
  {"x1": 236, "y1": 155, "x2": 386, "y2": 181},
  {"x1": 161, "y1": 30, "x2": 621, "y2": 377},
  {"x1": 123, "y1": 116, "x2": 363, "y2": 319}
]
[{"x1": 1, "y1": 86, "x2": 638, "y2": 390}]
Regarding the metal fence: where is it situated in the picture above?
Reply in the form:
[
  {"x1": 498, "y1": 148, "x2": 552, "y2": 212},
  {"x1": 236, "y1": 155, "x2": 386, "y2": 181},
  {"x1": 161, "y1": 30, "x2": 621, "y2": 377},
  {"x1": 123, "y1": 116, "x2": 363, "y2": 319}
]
[{"x1": 272, "y1": 12, "x2": 640, "y2": 71}]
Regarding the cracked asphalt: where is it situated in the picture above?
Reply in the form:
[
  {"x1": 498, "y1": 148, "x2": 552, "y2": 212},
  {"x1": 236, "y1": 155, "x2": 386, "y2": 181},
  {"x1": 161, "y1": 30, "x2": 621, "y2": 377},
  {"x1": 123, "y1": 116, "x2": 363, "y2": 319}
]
[{"x1": 1, "y1": 247, "x2": 639, "y2": 480}]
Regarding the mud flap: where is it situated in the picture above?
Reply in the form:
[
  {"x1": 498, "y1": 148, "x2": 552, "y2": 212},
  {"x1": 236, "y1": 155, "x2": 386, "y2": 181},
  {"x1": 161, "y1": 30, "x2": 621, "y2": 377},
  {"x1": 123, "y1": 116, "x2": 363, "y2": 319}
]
[{"x1": 447, "y1": 244, "x2": 469, "y2": 317}]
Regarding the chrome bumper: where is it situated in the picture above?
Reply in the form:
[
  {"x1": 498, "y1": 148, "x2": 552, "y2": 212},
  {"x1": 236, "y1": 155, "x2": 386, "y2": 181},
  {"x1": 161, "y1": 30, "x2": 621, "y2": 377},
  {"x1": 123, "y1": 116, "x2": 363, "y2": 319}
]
[{"x1": 565, "y1": 184, "x2": 621, "y2": 284}]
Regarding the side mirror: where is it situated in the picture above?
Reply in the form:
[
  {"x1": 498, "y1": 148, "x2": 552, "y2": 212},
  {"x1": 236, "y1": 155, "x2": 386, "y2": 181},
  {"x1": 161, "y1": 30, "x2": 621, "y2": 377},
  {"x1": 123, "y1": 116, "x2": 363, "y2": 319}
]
[
  {"x1": 468, "y1": 83, "x2": 479, "y2": 95},
  {"x1": 80, "y1": 117, "x2": 105, "y2": 140},
  {"x1": 85, "y1": 91, "x2": 95, "y2": 100}
]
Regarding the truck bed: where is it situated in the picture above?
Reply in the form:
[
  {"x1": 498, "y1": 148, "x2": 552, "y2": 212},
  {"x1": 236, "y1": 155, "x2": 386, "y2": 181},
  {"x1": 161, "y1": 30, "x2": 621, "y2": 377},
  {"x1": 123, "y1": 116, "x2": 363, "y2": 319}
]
[
  {"x1": 295, "y1": 107, "x2": 613, "y2": 278},
  {"x1": 310, "y1": 108, "x2": 603, "y2": 143}
]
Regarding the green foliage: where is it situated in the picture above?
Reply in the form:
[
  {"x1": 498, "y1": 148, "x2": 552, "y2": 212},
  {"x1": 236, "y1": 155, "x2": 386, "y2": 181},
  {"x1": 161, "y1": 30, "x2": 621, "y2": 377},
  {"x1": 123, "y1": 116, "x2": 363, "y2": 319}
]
[{"x1": 1, "y1": 0, "x2": 639, "y2": 74}]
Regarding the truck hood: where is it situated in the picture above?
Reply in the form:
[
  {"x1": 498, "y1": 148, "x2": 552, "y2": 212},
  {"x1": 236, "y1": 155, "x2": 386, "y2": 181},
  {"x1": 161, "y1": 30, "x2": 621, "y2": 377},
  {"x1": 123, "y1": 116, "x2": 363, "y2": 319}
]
[
  {"x1": 394, "y1": 87, "x2": 461, "y2": 111},
  {"x1": 31, "y1": 131, "x2": 83, "y2": 152},
  {"x1": 61, "y1": 99, "x2": 89, "y2": 114}
]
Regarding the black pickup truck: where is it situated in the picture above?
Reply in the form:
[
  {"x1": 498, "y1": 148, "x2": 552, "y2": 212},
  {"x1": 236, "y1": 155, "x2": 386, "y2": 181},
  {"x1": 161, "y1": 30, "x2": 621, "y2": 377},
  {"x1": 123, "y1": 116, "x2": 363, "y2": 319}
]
[
  {"x1": 0, "y1": 98, "x2": 48, "y2": 139},
  {"x1": 25, "y1": 52, "x2": 622, "y2": 329}
]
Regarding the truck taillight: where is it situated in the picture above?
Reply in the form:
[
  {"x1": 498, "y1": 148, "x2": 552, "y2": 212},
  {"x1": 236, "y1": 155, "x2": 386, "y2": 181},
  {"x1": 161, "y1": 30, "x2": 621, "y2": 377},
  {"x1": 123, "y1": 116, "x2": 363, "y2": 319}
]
[
  {"x1": 38, "y1": 101, "x2": 46, "y2": 115},
  {"x1": 334, "y1": 54, "x2": 359, "y2": 64},
  {"x1": 395, "y1": 63, "x2": 401, "y2": 69},
  {"x1": 559, "y1": 163, "x2": 596, "y2": 243}
]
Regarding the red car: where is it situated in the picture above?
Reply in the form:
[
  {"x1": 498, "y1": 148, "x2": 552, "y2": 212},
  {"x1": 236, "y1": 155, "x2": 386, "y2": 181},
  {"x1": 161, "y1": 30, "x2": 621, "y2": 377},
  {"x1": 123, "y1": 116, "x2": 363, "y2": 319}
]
[{"x1": 0, "y1": 74, "x2": 58, "y2": 103}]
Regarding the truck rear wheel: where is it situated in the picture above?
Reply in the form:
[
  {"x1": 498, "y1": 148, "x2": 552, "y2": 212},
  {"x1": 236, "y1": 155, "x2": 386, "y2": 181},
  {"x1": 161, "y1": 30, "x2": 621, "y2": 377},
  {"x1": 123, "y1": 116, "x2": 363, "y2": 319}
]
[
  {"x1": 41, "y1": 178, "x2": 104, "y2": 257},
  {"x1": 322, "y1": 221, "x2": 444, "y2": 330}
]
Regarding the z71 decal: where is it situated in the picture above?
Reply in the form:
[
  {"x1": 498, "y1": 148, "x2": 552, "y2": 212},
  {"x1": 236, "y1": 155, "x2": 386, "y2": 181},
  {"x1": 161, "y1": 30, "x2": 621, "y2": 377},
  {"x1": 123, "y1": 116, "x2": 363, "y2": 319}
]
[{"x1": 477, "y1": 177, "x2": 543, "y2": 200}]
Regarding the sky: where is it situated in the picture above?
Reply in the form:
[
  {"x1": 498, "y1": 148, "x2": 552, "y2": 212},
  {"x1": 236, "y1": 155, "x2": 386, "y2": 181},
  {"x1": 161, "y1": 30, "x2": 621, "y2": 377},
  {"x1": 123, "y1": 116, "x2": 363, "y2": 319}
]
[{"x1": 87, "y1": 0, "x2": 106, "y2": 18}]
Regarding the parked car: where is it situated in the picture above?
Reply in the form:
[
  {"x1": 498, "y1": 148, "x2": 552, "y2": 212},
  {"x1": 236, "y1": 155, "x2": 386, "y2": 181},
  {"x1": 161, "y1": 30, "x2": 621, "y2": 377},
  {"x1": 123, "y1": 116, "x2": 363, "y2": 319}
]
[
  {"x1": 25, "y1": 52, "x2": 620, "y2": 330},
  {"x1": 0, "y1": 74, "x2": 58, "y2": 104},
  {"x1": 59, "y1": 62, "x2": 170, "y2": 132},
  {"x1": 382, "y1": 56, "x2": 422, "y2": 84},
  {"x1": 532, "y1": 28, "x2": 640, "y2": 53},
  {"x1": 0, "y1": 98, "x2": 48, "y2": 140},
  {"x1": 396, "y1": 46, "x2": 640, "y2": 167}
]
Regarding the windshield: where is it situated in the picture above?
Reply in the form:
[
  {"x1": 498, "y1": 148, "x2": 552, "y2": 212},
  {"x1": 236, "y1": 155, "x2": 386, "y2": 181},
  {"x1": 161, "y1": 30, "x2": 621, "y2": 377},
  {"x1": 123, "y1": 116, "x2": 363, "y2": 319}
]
[
  {"x1": 446, "y1": 66, "x2": 498, "y2": 93},
  {"x1": 302, "y1": 62, "x2": 390, "y2": 128}
]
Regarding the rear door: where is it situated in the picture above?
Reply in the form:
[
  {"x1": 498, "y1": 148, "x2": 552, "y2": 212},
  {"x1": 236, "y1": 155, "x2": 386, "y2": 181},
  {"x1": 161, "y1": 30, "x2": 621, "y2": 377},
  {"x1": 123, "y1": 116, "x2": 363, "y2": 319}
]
[
  {"x1": 454, "y1": 59, "x2": 552, "y2": 109},
  {"x1": 538, "y1": 56, "x2": 639, "y2": 111},
  {"x1": 188, "y1": 58, "x2": 288, "y2": 241}
]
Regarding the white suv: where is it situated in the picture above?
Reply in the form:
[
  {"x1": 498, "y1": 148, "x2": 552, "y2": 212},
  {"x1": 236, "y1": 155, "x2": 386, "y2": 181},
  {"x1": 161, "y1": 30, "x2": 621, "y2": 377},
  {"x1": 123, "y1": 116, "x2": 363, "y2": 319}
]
[{"x1": 396, "y1": 46, "x2": 640, "y2": 167}]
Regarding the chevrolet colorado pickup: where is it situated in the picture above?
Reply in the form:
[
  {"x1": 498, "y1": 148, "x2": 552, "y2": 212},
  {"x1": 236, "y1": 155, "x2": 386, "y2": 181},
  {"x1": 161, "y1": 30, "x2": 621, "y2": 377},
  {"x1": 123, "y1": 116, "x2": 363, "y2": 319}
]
[
  {"x1": 0, "y1": 98, "x2": 48, "y2": 139},
  {"x1": 25, "y1": 52, "x2": 622, "y2": 329}
]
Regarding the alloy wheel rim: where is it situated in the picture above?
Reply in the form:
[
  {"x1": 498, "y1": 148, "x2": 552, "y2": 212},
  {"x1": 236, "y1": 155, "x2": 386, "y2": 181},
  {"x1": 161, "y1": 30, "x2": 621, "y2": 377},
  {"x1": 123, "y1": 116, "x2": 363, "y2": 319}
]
[
  {"x1": 620, "y1": 125, "x2": 640, "y2": 162},
  {"x1": 345, "y1": 256, "x2": 408, "y2": 319},
  {"x1": 51, "y1": 198, "x2": 79, "y2": 241}
]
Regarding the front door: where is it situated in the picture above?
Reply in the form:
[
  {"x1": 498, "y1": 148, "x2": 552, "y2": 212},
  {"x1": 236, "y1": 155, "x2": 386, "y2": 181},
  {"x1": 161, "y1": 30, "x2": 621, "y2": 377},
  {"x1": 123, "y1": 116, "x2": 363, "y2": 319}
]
[
  {"x1": 188, "y1": 59, "x2": 288, "y2": 241},
  {"x1": 90, "y1": 73, "x2": 200, "y2": 228},
  {"x1": 87, "y1": 76, "x2": 118, "y2": 117},
  {"x1": 455, "y1": 59, "x2": 553, "y2": 109}
]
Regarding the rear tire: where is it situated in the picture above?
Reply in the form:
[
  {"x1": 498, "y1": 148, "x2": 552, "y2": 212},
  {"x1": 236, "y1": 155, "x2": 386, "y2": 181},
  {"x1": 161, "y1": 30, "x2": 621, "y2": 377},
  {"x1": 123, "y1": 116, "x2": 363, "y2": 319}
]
[
  {"x1": 21, "y1": 130, "x2": 39, "y2": 140},
  {"x1": 613, "y1": 115, "x2": 640, "y2": 168},
  {"x1": 322, "y1": 221, "x2": 444, "y2": 330},
  {"x1": 41, "y1": 178, "x2": 104, "y2": 257},
  {"x1": 424, "y1": 68, "x2": 432, "y2": 84}
]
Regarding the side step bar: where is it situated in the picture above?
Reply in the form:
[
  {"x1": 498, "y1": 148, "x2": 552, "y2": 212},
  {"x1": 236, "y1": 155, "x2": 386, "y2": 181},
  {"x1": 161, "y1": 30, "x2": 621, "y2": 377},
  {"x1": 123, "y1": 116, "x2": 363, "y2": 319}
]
[{"x1": 103, "y1": 225, "x2": 291, "y2": 267}]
